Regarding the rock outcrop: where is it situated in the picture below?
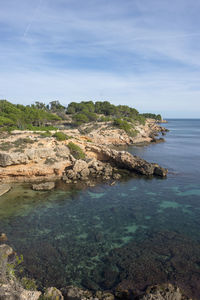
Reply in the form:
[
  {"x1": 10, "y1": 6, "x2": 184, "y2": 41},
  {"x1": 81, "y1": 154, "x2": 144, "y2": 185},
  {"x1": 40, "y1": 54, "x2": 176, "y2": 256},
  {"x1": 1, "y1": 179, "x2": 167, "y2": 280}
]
[
  {"x1": 0, "y1": 244, "x2": 41, "y2": 300},
  {"x1": 86, "y1": 145, "x2": 168, "y2": 177},
  {"x1": 32, "y1": 182, "x2": 55, "y2": 191},
  {"x1": 139, "y1": 284, "x2": 189, "y2": 300},
  {"x1": 63, "y1": 158, "x2": 118, "y2": 183},
  {"x1": 0, "y1": 119, "x2": 168, "y2": 183}
]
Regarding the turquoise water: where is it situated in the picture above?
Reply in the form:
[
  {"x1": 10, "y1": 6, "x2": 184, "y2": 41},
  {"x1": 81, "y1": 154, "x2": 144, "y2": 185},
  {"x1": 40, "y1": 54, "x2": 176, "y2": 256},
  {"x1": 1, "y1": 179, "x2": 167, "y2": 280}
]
[{"x1": 0, "y1": 119, "x2": 200, "y2": 298}]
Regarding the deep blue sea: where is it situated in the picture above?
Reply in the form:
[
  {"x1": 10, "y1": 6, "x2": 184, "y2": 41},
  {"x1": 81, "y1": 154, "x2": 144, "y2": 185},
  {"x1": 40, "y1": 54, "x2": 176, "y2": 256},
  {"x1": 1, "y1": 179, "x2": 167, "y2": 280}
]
[{"x1": 0, "y1": 119, "x2": 200, "y2": 298}]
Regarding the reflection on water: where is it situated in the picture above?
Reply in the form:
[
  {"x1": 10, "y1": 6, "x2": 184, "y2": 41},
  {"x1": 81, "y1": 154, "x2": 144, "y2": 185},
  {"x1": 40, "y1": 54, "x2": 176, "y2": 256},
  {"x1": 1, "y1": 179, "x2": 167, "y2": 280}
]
[{"x1": 0, "y1": 119, "x2": 200, "y2": 299}]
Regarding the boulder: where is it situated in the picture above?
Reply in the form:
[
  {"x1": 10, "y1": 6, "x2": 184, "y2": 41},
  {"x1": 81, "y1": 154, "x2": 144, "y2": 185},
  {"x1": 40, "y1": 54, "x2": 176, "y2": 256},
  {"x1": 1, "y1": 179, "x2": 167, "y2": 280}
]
[
  {"x1": 32, "y1": 182, "x2": 55, "y2": 191},
  {"x1": 0, "y1": 153, "x2": 28, "y2": 167},
  {"x1": 73, "y1": 160, "x2": 88, "y2": 173},
  {"x1": 0, "y1": 233, "x2": 8, "y2": 243},
  {"x1": 44, "y1": 287, "x2": 64, "y2": 300},
  {"x1": 0, "y1": 244, "x2": 41, "y2": 300},
  {"x1": 140, "y1": 284, "x2": 185, "y2": 300},
  {"x1": 61, "y1": 286, "x2": 93, "y2": 300}
]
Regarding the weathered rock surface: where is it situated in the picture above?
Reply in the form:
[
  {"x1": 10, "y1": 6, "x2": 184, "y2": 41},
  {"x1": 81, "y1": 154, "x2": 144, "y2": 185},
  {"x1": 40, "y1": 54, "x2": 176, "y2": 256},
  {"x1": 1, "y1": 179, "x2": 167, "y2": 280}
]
[
  {"x1": 86, "y1": 145, "x2": 168, "y2": 177},
  {"x1": 44, "y1": 287, "x2": 64, "y2": 299},
  {"x1": 61, "y1": 285, "x2": 188, "y2": 300},
  {"x1": 0, "y1": 119, "x2": 168, "y2": 183},
  {"x1": 0, "y1": 233, "x2": 8, "y2": 243},
  {"x1": 0, "y1": 244, "x2": 41, "y2": 300},
  {"x1": 32, "y1": 182, "x2": 55, "y2": 191},
  {"x1": 63, "y1": 158, "x2": 120, "y2": 183},
  {"x1": 139, "y1": 284, "x2": 189, "y2": 300}
]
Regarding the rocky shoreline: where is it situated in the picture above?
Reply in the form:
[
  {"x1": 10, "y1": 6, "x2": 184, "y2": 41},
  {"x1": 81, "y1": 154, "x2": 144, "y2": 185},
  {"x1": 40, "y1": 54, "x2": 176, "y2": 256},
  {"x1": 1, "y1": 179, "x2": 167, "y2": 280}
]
[
  {"x1": 0, "y1": 119, "x2": 168, "y2": 192},
  {"x1": 0, "y1": 243, "x2": 190, "y2": 300},
  {"x1": 0, "y1": 119, "x2": 177, "y2": 300}
]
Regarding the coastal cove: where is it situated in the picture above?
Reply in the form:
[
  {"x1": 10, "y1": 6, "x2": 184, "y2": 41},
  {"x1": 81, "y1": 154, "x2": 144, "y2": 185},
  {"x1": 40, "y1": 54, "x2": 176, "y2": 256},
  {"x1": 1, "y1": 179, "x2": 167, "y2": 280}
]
[{"x1": 0, "y1": 119, "x2": 200, "y2": 298}]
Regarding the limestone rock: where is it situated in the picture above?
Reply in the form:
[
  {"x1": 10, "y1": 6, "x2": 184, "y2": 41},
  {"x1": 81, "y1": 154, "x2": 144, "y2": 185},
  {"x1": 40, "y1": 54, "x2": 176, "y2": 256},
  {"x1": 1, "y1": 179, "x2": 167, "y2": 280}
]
[
  {"x1": 61, "y1": 286, "x2": 93, "y2": 300},
  {"x1": 0, "y1": 284, "x2": 41, "y2": 300},
  {"x1": 32, "y1": 182, "x2": 55, "y2": 191},
  {"x1": 0, "y1": 233, "x2": 8, "y2": 243},
  {"x1": 0, "y1": 152, "x2": 28, "y2": 167},
  {"x1": 73, "y1": 160, "x2": 88, "y2": 173},
  {"x1": 86, "y1": 145, "x2": 168, "y2": 177},
  {"x1": 44, "y1": 287, "x2": 64, "y2": 300},
  {"x1": 140, "y1": 284, "x2": 188, "y2": 300},
  {"x1": 0, "y1": 244, "x2": 41, "y2": 300}
]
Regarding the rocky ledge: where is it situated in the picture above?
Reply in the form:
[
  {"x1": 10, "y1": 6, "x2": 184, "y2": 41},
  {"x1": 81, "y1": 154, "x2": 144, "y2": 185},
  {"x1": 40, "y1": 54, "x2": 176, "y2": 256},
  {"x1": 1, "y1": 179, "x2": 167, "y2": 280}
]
[
  {"x1": 0, "y1": 119, "x2": 168, "y2": 188},
  {"x1": 0, "y1": 244, "x2": 190, "y2": 300}
]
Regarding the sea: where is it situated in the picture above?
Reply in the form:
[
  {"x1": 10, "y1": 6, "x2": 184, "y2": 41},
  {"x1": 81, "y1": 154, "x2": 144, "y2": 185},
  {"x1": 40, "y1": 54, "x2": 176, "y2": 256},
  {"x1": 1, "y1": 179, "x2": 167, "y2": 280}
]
[{"x1": 0, "y1": 119, "x2": 200, "y2": 298}]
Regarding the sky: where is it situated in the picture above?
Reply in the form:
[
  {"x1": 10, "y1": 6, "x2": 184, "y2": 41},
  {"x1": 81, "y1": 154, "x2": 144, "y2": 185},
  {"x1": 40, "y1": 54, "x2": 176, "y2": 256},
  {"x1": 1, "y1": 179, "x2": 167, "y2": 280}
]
[{"x1": 0, "y1": 0, "x2": 200, "y2": 117}]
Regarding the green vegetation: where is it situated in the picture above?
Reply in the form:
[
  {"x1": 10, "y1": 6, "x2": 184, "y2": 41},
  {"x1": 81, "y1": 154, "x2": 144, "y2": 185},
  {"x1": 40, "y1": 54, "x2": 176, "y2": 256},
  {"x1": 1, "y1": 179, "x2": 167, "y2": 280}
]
[
  {"x1": 40, "y1": 131, "x2": 52, "y2": 138},
  {"x1": 113, "y1": 118, "x2": 138, "y2": 137},
  {"x1": 66, "y1": 101, "x2": 149, "y2": 127},
  {"x1": 141, "y1": 113, "x2": 162, "y2": 120},
  {"x1": 0, "y1": 100, "x2": 61, "y2": 131},
  {"x1": 0, "y1": 138, "x2": 35, "y2": 152},
  {"x1": 68, "y1": 142, "x2": 85, "y2": 159},
  {"x1": 21, "y1": 277, "x2": 37, "y2": 291},
  {"x1": 26, "y1": 125, "x2": 57, "y2": 131},
  {"x1": 6, "y1": 254, "x2": 24, "y2": 279},
  {"x1": 53, "y1": 132, "x2": 68, "y2": 141},
  {"x1": 0, "y1": 99, "x2": 162, "y2": 135}
]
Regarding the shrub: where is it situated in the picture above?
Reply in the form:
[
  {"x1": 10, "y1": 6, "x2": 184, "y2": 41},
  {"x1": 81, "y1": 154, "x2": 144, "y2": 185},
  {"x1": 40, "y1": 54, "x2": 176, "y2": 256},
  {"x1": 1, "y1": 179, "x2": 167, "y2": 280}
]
[
  {"x1": 40, "y1": 131, "x2": 52, "y2": 138},
  {"x1": 113, "y1": 118, "x2": 132, "y2": 132},
  {"x1": 67, "y1": 142, "x2": 85, "y2": 159},
  {"x1": 72, "y1": 113, "x2": 89, "y2": 126},
  {"x1": 26, "y1": 125, "x2": 57, "y2": 131},
  {"x1": 53, "y1": 132, "x2": 67, "y2": 141},
  {"x1": 113, "y1": 118, "x2": 139, "y2": 137},
  {"x1": 21, "y1": 277, "x2": 37, "y2": 291}
]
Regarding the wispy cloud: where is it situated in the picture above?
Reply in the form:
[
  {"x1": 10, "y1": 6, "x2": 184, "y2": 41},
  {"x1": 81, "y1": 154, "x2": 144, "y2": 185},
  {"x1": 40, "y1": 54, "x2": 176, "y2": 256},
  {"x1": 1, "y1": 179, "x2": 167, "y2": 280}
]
[
  {"x1": 23, "y1": 0, "x2": 44, "y2": 37},
  {"x1": 0, "y1": 0, "x2": 200, "y2": 117}
]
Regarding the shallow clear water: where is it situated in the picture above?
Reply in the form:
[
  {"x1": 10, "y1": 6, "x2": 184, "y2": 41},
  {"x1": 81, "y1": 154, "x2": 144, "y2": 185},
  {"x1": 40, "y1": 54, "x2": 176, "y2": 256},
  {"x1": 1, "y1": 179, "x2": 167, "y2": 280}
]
[{"x1": 0, "y1": 119, "x2": 200, "y2": 298}]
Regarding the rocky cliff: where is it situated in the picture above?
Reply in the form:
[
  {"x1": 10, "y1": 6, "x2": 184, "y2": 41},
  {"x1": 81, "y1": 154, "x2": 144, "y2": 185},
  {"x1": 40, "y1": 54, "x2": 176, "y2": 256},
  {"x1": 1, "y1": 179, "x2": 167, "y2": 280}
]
[{"x1": 0, "y1": 119, "x2": 168, "y2": 185}]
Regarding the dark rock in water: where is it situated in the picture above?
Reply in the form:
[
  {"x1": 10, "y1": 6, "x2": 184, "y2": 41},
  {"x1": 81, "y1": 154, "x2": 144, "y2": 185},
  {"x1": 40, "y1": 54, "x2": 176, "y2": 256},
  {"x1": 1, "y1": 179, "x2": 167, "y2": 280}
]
[
  {"x1": 102, "y1": 268, "x2": 118, "y2": 289},
  {"x1": 82, "y1": 278, "x2": 100, "y2": 291},
  {"x1": 151, "y1": 137, "x2": 165, "y2": 143},
  {"x1": 32, "y1": 182, "x2": 55, "y2": 191},
  {"x1": 154, "y1": 166, "x2": 168, "y2": 177}
]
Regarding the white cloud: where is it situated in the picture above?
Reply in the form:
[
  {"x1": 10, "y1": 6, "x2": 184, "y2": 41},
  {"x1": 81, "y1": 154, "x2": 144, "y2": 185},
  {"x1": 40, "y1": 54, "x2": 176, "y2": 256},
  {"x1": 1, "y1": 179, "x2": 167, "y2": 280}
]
[{"x1": 0, "y1": 0, "x2": 200, "y2": 117}]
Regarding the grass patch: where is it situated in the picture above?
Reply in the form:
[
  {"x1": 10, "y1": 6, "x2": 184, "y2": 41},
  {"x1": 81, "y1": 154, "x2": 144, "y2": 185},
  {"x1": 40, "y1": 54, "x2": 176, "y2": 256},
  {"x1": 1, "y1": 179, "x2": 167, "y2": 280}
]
[
  {"x1": 68, "y1": 142, "x2": 85, "y2": 159},
  {"x1": 40, "y1": 131, "x2": 52, "y2": 138},
  {"x1": 53, "y1": 132, "x2": 68, "y2": 141}
]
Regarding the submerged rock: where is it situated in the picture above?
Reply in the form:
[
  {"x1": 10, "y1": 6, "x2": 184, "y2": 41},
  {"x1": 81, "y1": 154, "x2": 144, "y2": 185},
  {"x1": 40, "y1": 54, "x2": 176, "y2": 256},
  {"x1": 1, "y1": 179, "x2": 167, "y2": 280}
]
[
  {"x1": 0, "y1": 184, "x2": 11, "y2": 197},
  {"x1": 32, "y1": 182, "x2": 55, "y2": 191}
]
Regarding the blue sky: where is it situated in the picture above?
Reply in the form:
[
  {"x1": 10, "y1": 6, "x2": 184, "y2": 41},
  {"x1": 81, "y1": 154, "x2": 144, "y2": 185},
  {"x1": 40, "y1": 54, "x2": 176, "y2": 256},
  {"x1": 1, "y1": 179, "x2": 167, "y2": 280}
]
[{"x1": 0, "y1": 0, "x2": 200, "y2": 117}]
